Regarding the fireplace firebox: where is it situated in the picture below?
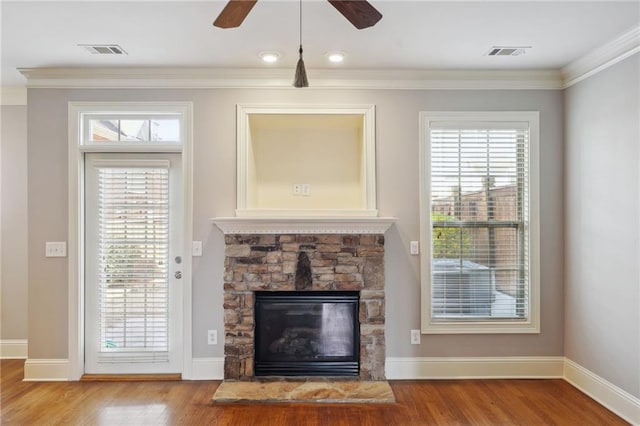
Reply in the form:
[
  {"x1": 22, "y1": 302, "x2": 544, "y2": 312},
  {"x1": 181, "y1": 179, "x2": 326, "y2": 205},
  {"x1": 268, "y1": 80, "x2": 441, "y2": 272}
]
[{"x1": 254, "y1": 291, "x2": 360, "y2": 377}]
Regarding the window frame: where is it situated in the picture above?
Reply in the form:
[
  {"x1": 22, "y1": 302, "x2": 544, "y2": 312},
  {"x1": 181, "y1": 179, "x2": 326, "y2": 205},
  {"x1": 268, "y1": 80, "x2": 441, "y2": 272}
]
[{"x1": 419, "y1": 111, "x2": 540, "y2": 334}]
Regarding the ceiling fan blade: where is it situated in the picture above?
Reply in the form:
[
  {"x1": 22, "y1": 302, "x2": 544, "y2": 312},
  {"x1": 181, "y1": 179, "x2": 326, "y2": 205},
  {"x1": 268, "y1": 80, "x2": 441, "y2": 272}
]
[
  {"x1": 213, "y1": 0, "x2": 258, "y2": 29},
  {"x1": 327, "y1": 0, "x2": 382, "y2": 29}
]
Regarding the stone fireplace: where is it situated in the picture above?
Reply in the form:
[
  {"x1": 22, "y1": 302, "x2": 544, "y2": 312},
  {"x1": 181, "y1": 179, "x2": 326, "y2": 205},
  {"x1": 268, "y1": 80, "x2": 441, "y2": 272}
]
[{"x1": 221, "y1": 231, "x2": 387, "y2": 381}]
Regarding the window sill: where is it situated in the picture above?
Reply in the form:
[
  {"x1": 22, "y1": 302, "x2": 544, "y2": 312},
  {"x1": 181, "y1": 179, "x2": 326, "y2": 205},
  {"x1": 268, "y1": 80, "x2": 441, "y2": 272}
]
[{"x1": 422, "y1": 319, "x2": 540, "y2": 334}]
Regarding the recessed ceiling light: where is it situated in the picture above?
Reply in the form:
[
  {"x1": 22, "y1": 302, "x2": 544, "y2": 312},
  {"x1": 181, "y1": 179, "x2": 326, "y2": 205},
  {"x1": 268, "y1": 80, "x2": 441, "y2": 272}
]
[
  {"x1": 259, "y1": 51, "x2": 281, "y2": 64},
  {"x1": 326, "y1": 52, "x2": 345, "y2": 63}
]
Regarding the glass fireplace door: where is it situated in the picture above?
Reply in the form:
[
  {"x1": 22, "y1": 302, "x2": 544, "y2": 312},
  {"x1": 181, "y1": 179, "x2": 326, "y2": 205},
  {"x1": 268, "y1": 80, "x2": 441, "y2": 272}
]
[{"x1": 254, "y1": 291, "x2": 359, "y2": 376}]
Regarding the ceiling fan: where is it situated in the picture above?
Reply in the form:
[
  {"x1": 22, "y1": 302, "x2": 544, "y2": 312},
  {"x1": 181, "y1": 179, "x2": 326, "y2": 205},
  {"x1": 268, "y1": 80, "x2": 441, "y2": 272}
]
[{"x1": 213, "y1": 0, "x2": 382, "y2": 30}]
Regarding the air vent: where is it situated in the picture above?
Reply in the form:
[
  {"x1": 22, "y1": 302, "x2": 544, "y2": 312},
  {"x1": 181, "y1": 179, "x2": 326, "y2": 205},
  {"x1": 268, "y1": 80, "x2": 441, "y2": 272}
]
[
  {"x1": 486, "y1": 46, "x2": 530, "y2": 56},
  {"x1": 79, "y1": 44, "x2": 128, "y2": 55}
]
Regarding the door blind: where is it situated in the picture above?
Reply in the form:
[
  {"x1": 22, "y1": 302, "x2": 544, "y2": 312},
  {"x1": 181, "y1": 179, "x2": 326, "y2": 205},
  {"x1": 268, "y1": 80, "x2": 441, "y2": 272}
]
[
  {"x1": 96, "y1": 165, "x2": 170, "y2": 363},
  {"x1": 429, "y1": 125, "x2": 529, "y2": 320}
]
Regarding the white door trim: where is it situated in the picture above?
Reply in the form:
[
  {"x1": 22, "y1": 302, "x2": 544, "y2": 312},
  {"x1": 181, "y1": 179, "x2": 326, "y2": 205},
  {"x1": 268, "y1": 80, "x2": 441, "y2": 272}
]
[{"x1": 67, "y1": 102, "x2": 193, "y2": 380}]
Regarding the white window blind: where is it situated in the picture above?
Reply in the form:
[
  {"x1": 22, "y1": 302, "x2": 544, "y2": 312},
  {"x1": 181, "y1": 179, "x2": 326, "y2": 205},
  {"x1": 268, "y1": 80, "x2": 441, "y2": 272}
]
[
  {"x1": 429, "y1": 123, "x2": 529, "y2": 321},
  {"x1": 96, "y1": 164, "x2": 170, "y2": 363}
]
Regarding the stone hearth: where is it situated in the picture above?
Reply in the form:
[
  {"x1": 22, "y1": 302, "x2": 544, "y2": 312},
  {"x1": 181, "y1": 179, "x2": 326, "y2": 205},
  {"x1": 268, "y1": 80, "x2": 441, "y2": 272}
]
[
  {"x1": 212, "y1": 380, "x2": 395, "y2": 403},
  {"x1": 223, "y1": 233, "x2": 386, "y2": 381}
]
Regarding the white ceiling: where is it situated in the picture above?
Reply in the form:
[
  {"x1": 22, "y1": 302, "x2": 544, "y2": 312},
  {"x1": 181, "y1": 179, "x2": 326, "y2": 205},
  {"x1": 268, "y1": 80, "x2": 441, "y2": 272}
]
[{"x1": 2, "y1": 1, "x2": 639, "y2": 87}]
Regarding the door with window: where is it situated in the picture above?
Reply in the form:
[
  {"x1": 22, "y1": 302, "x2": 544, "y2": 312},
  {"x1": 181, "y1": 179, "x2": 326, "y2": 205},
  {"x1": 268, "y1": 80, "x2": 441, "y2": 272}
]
[{"x1": 84, "y1": 153, "x2": 183, "y2": 374}]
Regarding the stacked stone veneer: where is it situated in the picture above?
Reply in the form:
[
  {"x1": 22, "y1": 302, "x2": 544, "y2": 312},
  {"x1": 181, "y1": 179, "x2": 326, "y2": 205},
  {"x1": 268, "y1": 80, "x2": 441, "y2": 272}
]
[{"x1": 223, "y1": 234, "x2": 386, "y2": 381}]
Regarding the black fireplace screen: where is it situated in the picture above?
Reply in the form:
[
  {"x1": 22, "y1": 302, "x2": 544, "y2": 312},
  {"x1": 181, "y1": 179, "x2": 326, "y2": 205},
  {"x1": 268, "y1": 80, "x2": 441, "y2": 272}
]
[{"x1": 254, "y1": 291, "x2": 359, "y2": 376}]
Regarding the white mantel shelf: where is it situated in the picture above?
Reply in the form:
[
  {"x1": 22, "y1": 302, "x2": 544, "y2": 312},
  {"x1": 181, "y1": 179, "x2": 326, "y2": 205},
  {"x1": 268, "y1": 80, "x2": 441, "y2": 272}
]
[{"x1": 210, "y1": 217, "x2": 396, "y2": 235}]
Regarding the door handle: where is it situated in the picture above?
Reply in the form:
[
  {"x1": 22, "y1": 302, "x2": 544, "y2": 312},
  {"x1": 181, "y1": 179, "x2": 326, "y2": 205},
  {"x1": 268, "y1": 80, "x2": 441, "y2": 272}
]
[{"x1": 175, "y1": 271, "x2": 182, "y2": 279}]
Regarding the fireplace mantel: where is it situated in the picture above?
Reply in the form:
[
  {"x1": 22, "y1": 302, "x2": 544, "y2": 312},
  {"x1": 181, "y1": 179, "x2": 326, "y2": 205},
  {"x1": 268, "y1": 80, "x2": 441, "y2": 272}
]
[{"x1": 210, "y1": 216, "x2": 396, "y2": 235}]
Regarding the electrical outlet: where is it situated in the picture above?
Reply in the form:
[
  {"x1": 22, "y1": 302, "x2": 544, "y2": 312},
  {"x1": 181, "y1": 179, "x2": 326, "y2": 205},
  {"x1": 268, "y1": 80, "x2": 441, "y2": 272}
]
[
  {"x1": 411, "y1": 329, "x2": 421, "y2": 345},
  {"x1": 45, "y1": 241, "x2": 67, "y2": 257},
  {"x1": 293, "y1": 183, "x2": 302, "y2": 195},
  {"x1": 207, "y1": 329, "x2": 217, "y2": 345}
]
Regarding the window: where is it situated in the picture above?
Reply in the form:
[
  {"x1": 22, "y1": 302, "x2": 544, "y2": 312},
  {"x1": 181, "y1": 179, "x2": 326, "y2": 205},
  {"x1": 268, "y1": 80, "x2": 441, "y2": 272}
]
[
  {"x1": 95, "y1": 162, "x2": 171, "y2": 362},
  {"x1": 82, "y1": 113, "x2": 181, "y2": 147},
  {"x1": 89, "y1": 118, "x2": 180, "y2": 142},
  {"x1": 419, "y1": 112, "x2": 539, "y2": 334}
]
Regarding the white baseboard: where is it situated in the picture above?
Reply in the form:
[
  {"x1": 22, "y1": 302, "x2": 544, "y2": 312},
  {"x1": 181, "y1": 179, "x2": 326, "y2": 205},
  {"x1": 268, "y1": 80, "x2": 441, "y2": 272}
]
[
  {"x1": 23, "y1": 359, "x2": 69, "y2": 381},
  {"x1": 564, "y1": 358, "x2": 640, "y2": 425},
  {"x1": 22, "y1": 357, "x2": 223, "y2": 381},
  {"x1": 0, "y1": 339, "x2": 28, "y2": 359},
  {"x1": 385, "y1": 356, "x2": 565, "y2": 380},
  {"x1": 190, "y1": 357, "x2": 224, "y2": 380}
]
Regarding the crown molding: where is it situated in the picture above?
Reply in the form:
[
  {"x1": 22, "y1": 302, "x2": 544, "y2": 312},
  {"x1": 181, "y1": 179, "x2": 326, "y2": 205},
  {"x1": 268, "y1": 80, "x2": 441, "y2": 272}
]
[
  {"x1": 1, "y1": 87, "x2": 27, "y2": 105},
  {"x1": 18, "y1": 67, "x2": 563, "y2": 90},
  {"x1": 562, "y1": 25, "x2": 640, "y2": 88}
]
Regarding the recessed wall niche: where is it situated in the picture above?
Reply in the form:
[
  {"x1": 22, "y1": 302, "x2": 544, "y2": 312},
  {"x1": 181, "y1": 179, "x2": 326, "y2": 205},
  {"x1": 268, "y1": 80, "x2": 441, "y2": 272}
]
[{"x1": 236, "y1": 105, "x2": 377, "y2": 217}]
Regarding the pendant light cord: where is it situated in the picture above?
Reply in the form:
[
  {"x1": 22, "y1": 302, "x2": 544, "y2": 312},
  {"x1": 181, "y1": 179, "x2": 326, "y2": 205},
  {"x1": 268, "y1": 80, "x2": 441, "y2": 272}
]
[{"x1": 293, "y1": 0, "x2": 309, "y2": 87}]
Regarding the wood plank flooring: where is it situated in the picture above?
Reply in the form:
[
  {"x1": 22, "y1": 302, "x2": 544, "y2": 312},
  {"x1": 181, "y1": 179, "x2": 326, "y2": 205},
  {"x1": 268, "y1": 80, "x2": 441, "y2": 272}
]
[{"x1": 1, "y1": 359, "x2": 628, "y2": 425}]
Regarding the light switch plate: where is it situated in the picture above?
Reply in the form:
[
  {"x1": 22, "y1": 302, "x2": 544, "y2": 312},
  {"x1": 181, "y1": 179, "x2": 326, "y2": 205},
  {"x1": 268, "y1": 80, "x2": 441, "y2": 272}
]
[
  {"x1": 410, "y1": 241, "x2": 419, "y2": 255},
  {"x1": 192, "y1": 241, "x2": 203, "y2": 257},
  {"x1": 45, "y1": 242, "x2": 67, "y2": 257}
]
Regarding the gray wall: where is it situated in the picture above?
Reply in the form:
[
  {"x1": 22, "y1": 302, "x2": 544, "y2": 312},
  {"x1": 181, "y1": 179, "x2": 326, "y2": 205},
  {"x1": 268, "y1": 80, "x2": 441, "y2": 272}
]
[
  {"x1": 1, "y1": 105, "x2": 28, "y2": 340},
  {"x1": 26, "y1": 88, "x2": 564, "y2": 360},
  {"x1": 564, "y1": 54, "x2": 640, "y2": 398}
]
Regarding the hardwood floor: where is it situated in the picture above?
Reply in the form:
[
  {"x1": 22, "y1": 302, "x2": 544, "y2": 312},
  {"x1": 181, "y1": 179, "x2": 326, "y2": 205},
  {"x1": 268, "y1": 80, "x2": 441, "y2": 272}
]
[{"x1": 1, "y1": 359, "x2": 627, "y2": 425}]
